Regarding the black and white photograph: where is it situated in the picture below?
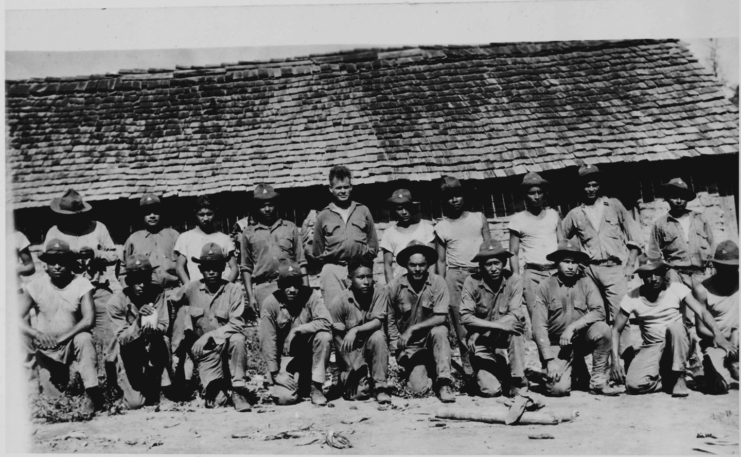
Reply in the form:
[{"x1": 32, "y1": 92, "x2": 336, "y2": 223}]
[{"x1": 4, "y1": 0, "x2": 739, "y2": 454}]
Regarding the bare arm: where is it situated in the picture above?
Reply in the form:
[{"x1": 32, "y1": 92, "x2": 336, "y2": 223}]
[
  {"x1": 227, "y1": 257, "x2": 239, "y2": 282},
  {"x1": 509, "y1": 232, "x2": 521, "y2": 275},
  {"x1": 56, "y1": 290, "x2": 96, "y2": 345},
  {"x1": 555, "y1": 215, "x2": 566, "y2": 244},
  {"x1": 382, "y1": 250, "x2": 394, "y2": 284},
  {"x1": 407, "y1": 314, "x2": 447, "y2": 337},
  {"x1": 176, "y1": 254, "x2": 190, "y2": 285},
  {"x1": 435, "y1": 235, "x2": 447, "y2": 279},
  {"x1": 684, "y1": 293, "x2": 736, "y2": 357},
  {"x1": 481, "y1": 214, "x2": 492, "y2": 244}
]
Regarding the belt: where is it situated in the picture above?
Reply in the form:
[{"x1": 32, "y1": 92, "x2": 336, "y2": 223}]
[
  {"x1": 672, "y1": 265, "x2": 703, "y2": 273},
  {"x1": 448, "y1": 266, "x2": 478, "y2": 273},
  {"x1": 589, "y1": 258, "x2": 621, "y2": 267},
  {"x1": 524, "y1": 263, "x2": 555, "y2": 271}
]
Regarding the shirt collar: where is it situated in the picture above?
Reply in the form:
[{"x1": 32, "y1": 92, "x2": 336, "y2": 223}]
[
  {"x1": 555, "y1": 272, "x2": 582, "y2": 287},
  {"x1": 581, "y1": 197, "x2": 606, "y2": 208},
  {"x1": 398, "y1": 272, "x2": 432, "y2": 291},
  {"x1": 254, "y1": 218, "x2": 284, "y2": 231},
  {"x1": 328, "y1": 201, "x2": 357, "y2": 216},
  {"x1": 666, "y1": 211, "x2": 694, "y2": 223},
  {"x1": 478, "y1": 271, "x2": 511, "y2": 294},
  {"x1": 199, "y1": 279, "x2": 226, "y2": 296}
]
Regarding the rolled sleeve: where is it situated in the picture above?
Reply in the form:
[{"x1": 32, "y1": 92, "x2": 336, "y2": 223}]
[
  {"x1": 431, "y1": 277, "x2": 450, "y2": 315},
  {"x1": 258, "y1": 299, "x2": 281, "y2": 373},
  {"x1": 240, "y1": 231, "x2": 255, "y2": 274},
  {"x1": 570, "y1": 279, "x2": 605, "y2": 332},
  {"x1": 506, "y1": 275, "x2": 526, "y2": 319},
  {"x1": 209, "y1": 286, "x2": 246, "y2": 345},
  {"x1": 459, "y1": 278, "x2": 478, "y2": 326},
  {"x1": 304, "y1": 292, "x2": 332, "y2": 334},
  {"x1": 369, "y1": 286, "x2": 389, "y2": 323},
  {"x1": 532, "y1": 285, "x2": 556, "y2": 361},
  {"x1": 615, "y1": 200, "x2": 643, "y2": 253},
  {"x1": 293, "y1": 225, "x2": 307, "y2": 268},
  {"x1": 107, "y1": 293, "x2": 142, "y2": 347}
]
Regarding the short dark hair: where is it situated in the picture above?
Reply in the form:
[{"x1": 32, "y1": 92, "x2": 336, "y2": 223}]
[
  {"x1": 194, "y1": 195, "x2": 216, "y2": 212},
  {"x1": 329, "y1": 166, "x2": 352, "y2": 185},
  {"x1": 348, "y1": 258, "x2": 374, "y2": 277}
]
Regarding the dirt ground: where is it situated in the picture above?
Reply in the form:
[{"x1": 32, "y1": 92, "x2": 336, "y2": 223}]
[{"x1": 27, "y1": 387, "x2": 739, "y2": 455}]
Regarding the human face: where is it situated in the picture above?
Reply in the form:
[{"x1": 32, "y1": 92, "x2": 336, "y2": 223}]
[
  {"x1": 329, "y1": 178, "x2": 352, "y2": 204},
  {"x1": 279, "y1": 277, "x2": 303, "y2": 302},
  {"x1": 481, "y1": 257, "x2": 506, "y2": 281},
  {"x1": 394, "y1": 204, "x2": 412, "y2": 223},
  {"x1": 666, "y1": 192, "x2": 687, "y2": 212},
  {"x1": 256, "y1": 200, "x2": 277, "y2": 223},
  {"x1": 640, "y1": 270, "x2": 667, "y2": 291},
  {"x1": 525, "y1": 186, "x2": 544, "y2": 209},
  {"x1": 199, "y1": 262, "x2": 225, "y2": 286},
  {"x1": 45, "y1": 256, "x2": 72, "y2": 279},
  {"x1": 407, "y1": 253, "x2": 429, "y2": 281},
  {"x1": 350, "y1": 266, "x2": 374, "y2": 296},
  {"x1": 445, "y1": 192, "x2": 464, "y2": 213},
  {"x1": 557, "y1": 256, "x2": 580, "y2": 278},
  {"x1": 583, "y1": 180, "x2": 600, "y2": 202},
  {"x1": 195, "y1": 207, "x2": 215, "y2": 230},
  {"x1": 127, "y1": 273, "x2": 150, "y2": 298},
  {"x1": 142, "y1": 207, "x2": 161, "y2": 228}
]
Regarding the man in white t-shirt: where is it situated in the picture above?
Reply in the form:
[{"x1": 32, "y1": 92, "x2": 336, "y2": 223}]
[
  {"x1": 434, "y1": 176, "x2": 492, "y2": 377},
  {"x1": 380, "y1": 189, "x2": 436, "y2": 283},
  {"x1": 611, "y1": 260, "x2": 736, "y2": 397},
  {"x1": 509, "y1": 172, "x2": 564, "y2": 327},
  {"x1": 174, "y1": 195, "x2": 238, "y2": 284}
]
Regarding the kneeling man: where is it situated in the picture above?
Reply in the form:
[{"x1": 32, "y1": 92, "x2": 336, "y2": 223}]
[
  {"x1": 533, "y1": 243, "x2": 619, "y2": 396},
  {"x1": 20, "y1": 240, "x2": 101, "y2": 414},
  {"x1": 260, "y1": 262, "x2": 332, "y2": 406},
  {"x1": 612, "y1": 259, "x2": 736, "y2": 397},
  {"x1": 328, "y1": 259, "x2": 391, "y2": 404},
  {"x1": 171, "y1": 243, "x2": 252, "y2": 411},
  {"x1": 460, "y1": 241, "x2": 528, "y2": 397},
  {"x1": 388, "y1": 240, "x2": 455, "y2": 403},
  {"x1": 107, "y1": 255, "x2": 173, "y2": 409}
]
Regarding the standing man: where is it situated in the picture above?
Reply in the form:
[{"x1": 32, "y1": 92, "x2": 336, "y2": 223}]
[
  {"x1": 648, "y1": 177, "x2": 714, "y2": 289},
  {"x1": 388, "y1": 240, "x2": 455, "y2": 403},
  {"x1": 434, "y1": 175, "x2": 492, "y2": 377},
  {"x1": 20, "y1": 240, "x2": 101, "y2": 414},
  {"x1": 380, "y1": 189, "x2": 436, "y2": 283},
  {"x1": 174, "y1": 195, "x2": 239, "y2": 285},
  {"x1": 611, "y1": 260, "x2": 736, "y2": 397},
  {"x1": 693, "y1": 240, "x2": 739, "y2": 394},
  {"x1": 562, "y1": 165, "x2": 642, "y2": 367},
  {"x1": 460, "y1": 241, "x2": 528, "y2": 397},
  {"x1": 328, "y1": 259, "x2": 391, "y2": 404},
  {"x1": 509, "y1": 172, "x2": 565, "y2": 321},
  {"x1": 532, "y1": 243, "x2": 619, "y2": 396},
  {"x1": 170, "y1": 243, "x2": 252, "y2": 411},
  {"x1": 259, "y1": 262, "x2": 332, "y2": 406},
  {"x1": 240, "y1": 183, "x2": 308, "y2": 316},
  {"x1": 44, "y1": 189, "x2": 122, "y2": 357},
  {"x1": 121, "y1": 193, "x2": 180, "y2": 331},
  {"x1": 107, "y1": 255, "x2": 173, "y2": 409},
  {"x1": 312, "y1": 165, "x2": 378, "y2": 310}
]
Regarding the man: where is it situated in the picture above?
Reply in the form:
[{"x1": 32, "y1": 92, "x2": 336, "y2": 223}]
[
  {"x1": 174, "y1": 195, "x2": 239, "y2": 285},
  {"x1": 241, "y1": 183, "x2": 308, "y2": 315},
  {"x1": 20, "y1": 240, "x2": 101, "y2": 414},
  {"x1": 532, "y1": 242, "x2": 619, "y2": 396},
  {"x1": 170, "y1": 243, "x2": 252, "y2": 411},
  {"x1": 15, "y1": 229, "x2": 36, "y2": 278},
  {"x1": 562, "y1": 165, "x2": 642, "y2": 367},
  {"x1": 260, "y1": 262, "x2": 332, "y2": 406},
  {"x1": 508, "y1": 172, "x2": 564, "y2": 320},
  {"x1": 693, "y1": 240, "x2": 739, "y2": 394},
  {"x1": 121, "y1": 193, "x2": 180, "y2": 332},
  {"x1": 460, "y1": 241, "x2": 528, "y2": 397},
  {"x1": 107, "y1": 255, "x2": 173, "y2": 409},
  {"x1": 388, "y1": 240, "x2": 455, "y2": 403},
  {"x1": 434, "y1": 175, "x2": 492, "y2": 377},
  {"x1": 312, "y1": 165, "x2": 379, "y2": 310},
  {"x1": 648, "y1": 178, "x2": 714, "y2": 289},
  {"x1": 380, "y1": 189, "x2": 436, "y2": 283},
  {"x1": 611, "y1": 260, "x2": 736, "y2": 397},
  {"x1": 328, "y1": 259, "x2": 391, "y2": 404},
  {"x1": 44, "y1": 189, "x2": 122, "y2": 355}
]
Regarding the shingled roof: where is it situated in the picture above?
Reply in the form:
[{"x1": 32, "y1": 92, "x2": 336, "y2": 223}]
[{"x1": 6, "y1": 39, "x2": 739, "y2": 209}]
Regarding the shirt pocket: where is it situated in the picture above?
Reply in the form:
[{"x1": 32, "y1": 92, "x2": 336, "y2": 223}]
[
  {"x1": 189, "y1": 306, "x2": 205, "y2": 327},
  {"x1": 350, "y1": 220, "x2": 368, "y2": 244},
  {"x1": 474, "y1": 303, "x2": 490, "y2": 318},
  {"x1": 602, "y1": 211, "x2": 622, "y2": 240},
  {"x1": 276, "y1": 235, "x2": 295, "y2": 257},
  {"x1": 573, "y1": 299, "x2": 588, "y2": 314},
  {"x1": 547, "y1": 299, "x2": 562, "y2": 312},
  {"x1": 694, "y1": 227, "x2": 712, "y2": 255},
  {"x1": 215, "y1": 308, "x2": 230, "y2": 325}
]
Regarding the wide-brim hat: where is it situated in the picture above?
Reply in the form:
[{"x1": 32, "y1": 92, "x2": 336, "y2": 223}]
[
  {"x1": 661, "y1": 178, "x2": 696, "y2": 201},
  {"x1": 253, "y1": 183, "x2": 281, "y2": 202},
  {"x1": 520, "y1": 172, "x2": 549, "y2": 189},
  {"x1": 277, "y1": 261, "x2": 308, "y2": 280},
  {"x1": 546, "y1": 242, "x2": 590, "y2": 264},
  {"x1": 712, "y1": 240, "x2": 739, "y2": 266},
  {"x1": 440, "y1": 175, "x2": 463, "y2": 194},
  {"x1": 472, "y1": 240, "x2": 513, "y2": 263},
  {"x1": 387, "y1": 189, "x2": 414, "y2": 206},
  {"x1": 578, "y1": 164, "x2": 602, "y2": 181},
  {"x1": 636, "y1": 259, "x2": 670, "y2": 275},
  {"x1": 50, "y1": 189, "x2": 92, "y2": 215},
  {"x1": 191, "y1": 242, "x2": 228, "y2": 264},
  {"x1": 139, "y1": 193, "x2": 162, "y2": 208},
  {"x1": 39, "y1": 239, "x2": 78, "y2": 263},
  {"x1": 396, "y1": 240, "x2": 438, "y2": 267}
]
